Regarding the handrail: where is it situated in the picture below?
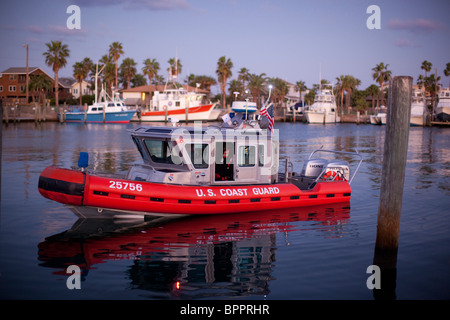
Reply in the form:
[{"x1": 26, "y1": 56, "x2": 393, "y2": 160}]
[{"x1": 308, "y1": 146, "x2": 363, "y2": 184}]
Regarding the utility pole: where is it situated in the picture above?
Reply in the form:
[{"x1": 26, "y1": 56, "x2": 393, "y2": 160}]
[{"x1": 23, "y1": 44, "x2": 29, "y2": 104}]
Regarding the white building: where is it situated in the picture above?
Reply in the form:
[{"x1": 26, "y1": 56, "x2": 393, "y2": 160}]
[{"x1": 71, "y1": 80, "x2": 93, "y2": 99}]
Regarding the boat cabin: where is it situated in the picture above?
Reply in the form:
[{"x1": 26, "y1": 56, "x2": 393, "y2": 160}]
[
  {"x1": 151, "y1": 88, "x2": 206, "y2": 111},
  {"x1": 127, "y1": 125, "x2": 279, "y2": 186}
]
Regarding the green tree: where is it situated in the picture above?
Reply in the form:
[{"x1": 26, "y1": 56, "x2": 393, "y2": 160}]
[
  {"x1": 247, "y1": 73, "x2": 267, "y2": 107},
  {"x1": 421, "y1": 60, "x2": 432, "y2": 78},
  {"x1": 335, "y1": 75, "x2": 346, "y2": 112},
  {"x1": 216, "y1": 56, "x2": 233, "y2": 109},
  {"x1": 444, "y1": 62, "x2": 450, "y2": 87},
  {"x1": 28, "y1": 74, "x2": 52, "y2": 104},
  {"x1": 99, "y1": 54, "x2": 115, "y2": 97},
  {"x1": 366, "y1": 84, "x2": 380, "y2": 113},
  {"x1": 43, "y1": 40, "x2": 70, "y2": 106},
  {"x1": 238, "y1": 67, "x2": 250, "y2": 90},
  {"x1": 120, "y1": 57, "x2": 137, "y2": 89},
  {"x1": 304, "y1": 89, "x2": 316, "y2": 106},
  {"x1": 187, "y1": 75, "x2": 217, "y2": 95},
  {"x1": 295, "y1": 80, "x2": 307, "y2": 104},
  {"x1": 228, "y1": 79, "x2": 244, "y2": 100},
  {"x1": 142, "y1": 58, "x2": 160, "y2": 86},
  {"x1": 109, "y1": 42, "x2": 124, "y2": 89},
  {"x1": 168, "y1": 57, "x2": 182, "y2": 80},
  {"x1": 269, "y1": 77, "x2": 289, "y2": 107},
  {"x1": 131, "y1": 74, "x2": 147, "y2": 87},
  {"x1": 72, "y1": 57, "x2": 93, "y2": 107},
  {"x1": 372, "y1": 62, "x2": 391, "y2": 107},
  {"x1": 424, "y1": 74, "x2": 441, "y2": 111}
]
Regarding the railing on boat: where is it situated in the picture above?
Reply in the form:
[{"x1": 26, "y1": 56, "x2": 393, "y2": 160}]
[{"x1": 308, "y1": 147, "x2": 363, "y2": 184}]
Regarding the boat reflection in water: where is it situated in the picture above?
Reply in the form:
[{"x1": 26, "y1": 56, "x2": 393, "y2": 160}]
[{"x1": 38, "y1": 203, "x2": 350, "y2": 299}]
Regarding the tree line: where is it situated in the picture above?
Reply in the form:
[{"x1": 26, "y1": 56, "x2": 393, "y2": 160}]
[{"x1": 32, "y1": 40, "x2": 450, "y2": 111}]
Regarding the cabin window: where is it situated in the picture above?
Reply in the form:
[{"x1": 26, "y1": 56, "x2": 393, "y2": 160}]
[
  {"x1": 175, "y1": 101, "x2": 181, "y2": 107},
  {"x1": 108, "y1": 103, "x2": 114, "y2": 107},
  {"x1": 215, "y1": 142, "x2": 234, "y2": 181},
  {"x1": 92, "y1": 107, "x2": 97, "y2": 111},
  {"x1": 143, "y1": 139, "x2": 181, "y2": 165},
  {"x1": 132, "y1": 136, "x2": 148, "y2": 161},
  {"x1": 185, "y1": 143, "x2": 209, "y2": 168},
  {"x1": 238, "y1": 145, "x2": 256, "y2": 167},
  {"x1": 258, "y1": 144, "x2": 265, "y2": 167}
]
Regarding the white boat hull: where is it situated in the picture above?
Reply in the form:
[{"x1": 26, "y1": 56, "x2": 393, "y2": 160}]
[
  {"x1": 135, "y1": 104, "x2": 222, "y2": 122},
  {"x1": 305, "y1": 111, "x2": 336, "y2": 124}
]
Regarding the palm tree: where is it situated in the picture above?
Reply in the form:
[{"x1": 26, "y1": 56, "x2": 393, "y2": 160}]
[
  {"x1": 73, "y1": 62, "x2": 85, "y2": 106},
  {"x1": 168, "y1": 57, "x2": 182, "y2": 80},
  {"x1": 109, "y1": 42, "x2": 124, "y2": 89},
  {"x1": 73, "y1": 57, "x2": 93, "y2": 106},
  {"x1": 246, "y1": 73, "x2": 267, "y2": 106},
  {"x1": 228, "y1": 79, "x2": 244, "y2": 100},
  {"x1": 28, "y1": 74, "x2": 52, "y2": 104},
  {"x1": 216, "y1": 56, "x2": 233, "y2": 109},
  {"x1": 295, "y1": 81, "x2": 307, "y2": 105},
  {"x1": 142, "y1": 58, "x2": 160, "y2": 85},
  {"x1": 444, "y1": 62, "x2": 450, "y2": 87},
  {"x1": 335, "y1": 75, "x2": 346, "y2": 113},
  {"x1": 270, "y1": 77, "x2": 289, "y2": 107},
  {"x1": 188, "y1": 75, "x2": 217, "y2": 94},
  {"x1": 99, "y1": 54, "x2": 115, "y2": 97},
  {"x1": 421, "y1": 60, "x2": 432, "y2": 78},
  {"x1": 366, "y1": 84, "x2": 380, "y2": 114},
  {"x1": 372, "y1": 62, "x2": 391, "y2": 107},
  {"x1": 238, "y1": 67, "x2": 250, "y2": 90},
  {"x1": 120, "y1": 57, "x2": 137, "y2": 89},
  {"x1": 424, "y1": 74, "x2": 441, "y2": 112},
  {"x1": 43, "y1": 40, "x2": 70, "y2": 106}
]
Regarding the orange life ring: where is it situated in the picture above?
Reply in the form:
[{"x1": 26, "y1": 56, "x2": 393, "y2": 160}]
[{"x1": 323, "y1": 171, "x2": 342, "y2": 181}]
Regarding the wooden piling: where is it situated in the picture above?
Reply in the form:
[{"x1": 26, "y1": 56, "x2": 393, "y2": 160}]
[
  {"x1": 0, "y1": 100, "x2": 2, "y2": 204},
  {"x1": 84, "y1": 103, "x2": 87, "y2": 123},
  {"x1": 34, "y1": 102, "x2": 39, "y2": 123},
  {"x1": 373, "y1": 76, "x2": 412, "y2": 299},
  {"x1": 185, "y1": 106, "x2": 189, "y2": 123}
]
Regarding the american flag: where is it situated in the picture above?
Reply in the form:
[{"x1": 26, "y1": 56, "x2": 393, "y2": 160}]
[{"x1": 260, "y1": 103, "x2": 274, "y2": 132}]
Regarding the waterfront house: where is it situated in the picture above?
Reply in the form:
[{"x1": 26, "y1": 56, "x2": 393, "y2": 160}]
[
  {"x1": 0, "y1": 67, "x2": 71, "y2": 104},
  {"x1": 70, "y1": 80, "x2": 93, "y2": 99}
]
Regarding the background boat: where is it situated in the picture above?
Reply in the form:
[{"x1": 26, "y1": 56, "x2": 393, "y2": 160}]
[
  {"x1": 304, "y1": 89, "x2": 338, "y2": 124},
  {"x1": 435, "y1": 87, "x2": 450, "y2": 122},
  {"x1": 410, "y1": 89, "x2": 430, "y2": 126}
]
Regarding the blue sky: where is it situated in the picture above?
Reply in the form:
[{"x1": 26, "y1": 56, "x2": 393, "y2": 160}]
[{"x1": 1, "y1": 0, "x2": 449, "y2": 93}]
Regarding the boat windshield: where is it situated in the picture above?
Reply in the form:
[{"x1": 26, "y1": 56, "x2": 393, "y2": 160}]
[
  {"x1": 143, "y1": 139, "x2": 182, "y2": 165},
  {"x1": 185, "y1": 143, "x2": 209, "y2": 168}
]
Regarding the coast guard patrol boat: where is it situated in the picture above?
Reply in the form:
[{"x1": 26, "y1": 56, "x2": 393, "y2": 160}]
[{"x1": 39, "y1": 90, "x2": 362, "y2": 219}]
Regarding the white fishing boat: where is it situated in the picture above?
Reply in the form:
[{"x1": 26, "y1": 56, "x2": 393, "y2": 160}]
[
  {"x1": 410, "y1": 90, "x2": 430, "y2": 126},
  {"x1": 370, "y1": 106, "x2": 387, "y2": 125},
  {"x1": 136, "y1": 67, "x2": 221, "y2": 122},
  {"x1": 304, "y1": 89, "x2": 338, "y2": 124},
  {"x1": 436, "y1": 88, "x2": 450, "y2": 122}
]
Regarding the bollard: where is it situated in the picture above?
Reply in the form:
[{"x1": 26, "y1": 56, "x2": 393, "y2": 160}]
[{"x1": 373, "y1": 76, "x2": 412, "y2": 299}]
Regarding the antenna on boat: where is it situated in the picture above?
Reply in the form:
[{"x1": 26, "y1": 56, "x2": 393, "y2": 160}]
[{"x1": 261, "y1": 85, "x2": 273, "y2": 109}]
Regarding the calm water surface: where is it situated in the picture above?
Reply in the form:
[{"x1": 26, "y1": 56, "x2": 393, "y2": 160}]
[{"x1": 0, "y1": 121, "x2": 449, "y2": 300}]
